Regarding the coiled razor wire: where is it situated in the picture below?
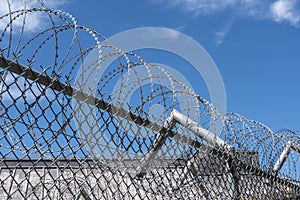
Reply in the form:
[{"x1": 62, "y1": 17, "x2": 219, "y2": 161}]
[{"x1": 0, "y1": 1, "x2": 299, "y2": 199}]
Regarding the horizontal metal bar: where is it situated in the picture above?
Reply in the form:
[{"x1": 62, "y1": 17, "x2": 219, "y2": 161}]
[
  {"x1": 0, "y1": 56, "x2": 202, "y2": 149},
  {"x1": 0, "y1": 56, "x2": 153, "y2": 128}
]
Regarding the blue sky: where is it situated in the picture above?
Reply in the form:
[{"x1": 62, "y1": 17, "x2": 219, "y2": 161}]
[
  {"x1": 2, "y1": 0, "x2": 299, "y2": 131},
  {"x1": 63, "y1": 0, "x2": 300, "y2": 131}
]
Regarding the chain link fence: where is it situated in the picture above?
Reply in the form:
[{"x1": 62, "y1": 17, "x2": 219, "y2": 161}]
[{"x1": 0, "y1": 1, "x2": 299, "y2": 199}]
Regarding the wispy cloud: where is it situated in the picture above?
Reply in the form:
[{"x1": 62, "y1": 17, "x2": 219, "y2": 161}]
[
  {"x1": 214, "y1": 18, "x2": 234, "y2": 46},
  {"x1": 0, "y1": 0, "x2": 66, "y2": 32},
  {"x1": 152, "y1": 0, "x2": 269, "y2": 16},
  {"x1": 152, "y1": 0, "x2": 300, "y2": 27},
  {"x1": 154, "y1": 28, "x2": 181, "y2": 39}
]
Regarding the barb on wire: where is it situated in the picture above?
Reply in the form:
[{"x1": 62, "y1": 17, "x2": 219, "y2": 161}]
[{"x1": 0, "y1": 1, "x2": 299, "y2": 199}]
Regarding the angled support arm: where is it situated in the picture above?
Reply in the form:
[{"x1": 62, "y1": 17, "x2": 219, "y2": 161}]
[
  {"x1": 136, "y1": 109, "x2": 233, "y2": 177},
  {"x1": 274, "y1": 141, "x2": 300, "y2": 173}
]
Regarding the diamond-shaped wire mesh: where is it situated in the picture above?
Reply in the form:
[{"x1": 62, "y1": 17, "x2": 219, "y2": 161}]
[{"x1": 0, "y1": 1, "x2": 299, "y2": 199}]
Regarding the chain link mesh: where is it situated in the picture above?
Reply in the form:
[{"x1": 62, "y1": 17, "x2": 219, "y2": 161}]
[{"x1": 0, "y1": 1, "x2": 299, "y2": 199}]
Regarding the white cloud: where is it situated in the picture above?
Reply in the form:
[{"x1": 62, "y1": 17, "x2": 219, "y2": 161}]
[
  {"x1": 270, "y1": 0, "x2": 300, "y2": 26},
  {"x1": 139, "y1": 27, "x2": 181, "y2": 41},
  {"x1": 153, "y1": 0, "x2": 300, "y2": 27},
  {"x1": 154, "y1": 28, "x2": 181, "y2": 39},
  {"x1": 0, "y1": 73, "x2": 54, "y2": 101},
  {"x1": 0, "y1": 0, "x2": 66, "y2": 33}
]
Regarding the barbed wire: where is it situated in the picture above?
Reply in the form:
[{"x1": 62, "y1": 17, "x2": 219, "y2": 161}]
[{"x1": 0, "y1": 1, "x2": 299, "y2": 199}]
